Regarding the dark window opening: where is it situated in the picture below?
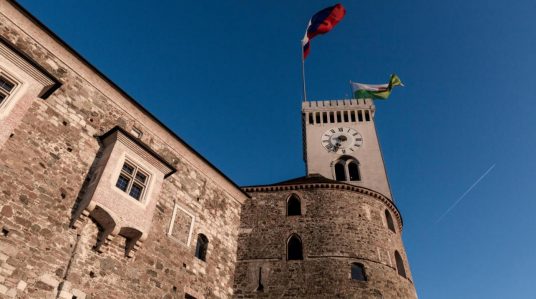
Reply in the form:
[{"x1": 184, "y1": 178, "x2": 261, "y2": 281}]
[
  {"x1": 348, "y1": 161, "x2": 360, "y2": 181},
  {"x1": 351, "y1": 263, "x2": 367, "y2": 281},
  {"x1": 0, "y1": 76, "x2": 15, "y2": 93},
  {"x1": 256, "y1": 267, "x2": 264, "y2": 292},
  {"x1": 195, "y1": 234, "x2": 209, "y2": 261},
  {"x1": 358, "y1": 110, "x2": 363, "y2": 122},
  {"x1": 287, "y1": 194, "x2": 301, "y2": 216},
  {"x1": 329, "y1": 111, "x2": 335, "y2": 123},
  {"x1": 308, "y1": 113, "x2": 314, "y2": 124},
  {"x1": 0, "y1": 92, "x2": 5, "y2": 104},
  {"x1": 365, "y1": 110, "x2": 371, "y2": 121},
  {"x1": 115, "y1": 161, "x2": 148, "y2": 201},
  {"x1": 335, "y1": 163, "x2": 346, "y2": 181},
  {"x1": 336, "y1": 111, "x2": 342, "y2": 122},
  {"x1": 385, "y1": 210, "x2": 396, "y2": 233},
  {"x1": 287, "y1": 235, "x2": 303, "y2": 260},
  {"x1": 395, "y1": 251, "x2": 406, "y2": 278},
  {"x1": 343, "y1": 111, "x2": 349, "y2": 122},
  {"x1": 315, "y1": 112, "x2": 321, "y2": 124},
  {"x1": 350, "y1": 111, "x2": 356, "y2": 122},
  {"x1": 322, "y1": 112, "x2": 328, "y2": 124}
]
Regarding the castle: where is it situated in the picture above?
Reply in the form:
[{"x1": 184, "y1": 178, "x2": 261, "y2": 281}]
[{"x1": 0, "y1": 1, "x2": 417, "y2": 298}]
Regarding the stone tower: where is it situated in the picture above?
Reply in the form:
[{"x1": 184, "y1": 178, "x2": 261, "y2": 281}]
[
  {"x1": 302, "y1": 99, "x2": 391, "y2": 198},
  {"x1": 233, "y1": 99, "x2": 418, "y2": 298}
]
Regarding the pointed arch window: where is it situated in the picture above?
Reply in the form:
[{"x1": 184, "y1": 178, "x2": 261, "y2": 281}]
[
  {"x1": 395, "y1": 251, "x2": 406, "y2": 278},
  {"x1": 333, "y1": 156, "x2": 361, "y2": 182},
  {"x1": 351, "y1": 263, "x2": 367, "y2": 281},
  {"x1": 287, "y1": 194, "x2": 301, "y2": 216},
  {"x1": 287, "y1": 234, "x2": 303, "y2": 260},
  {"x1": 195, "y1": 234, "x2": 209, "y2": 261},
  {"x1": 385, "y1": 210, "x2": 396, "y2": 233}
]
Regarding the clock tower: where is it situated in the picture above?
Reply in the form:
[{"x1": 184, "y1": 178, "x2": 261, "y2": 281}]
[{"x1": 302, "y1": 98, "x2": 392, "y2": 199}]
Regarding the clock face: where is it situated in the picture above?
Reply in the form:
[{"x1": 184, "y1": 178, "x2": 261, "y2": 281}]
[{"x1": 321, "y1": 127, "x2": 363, "y2": 154}]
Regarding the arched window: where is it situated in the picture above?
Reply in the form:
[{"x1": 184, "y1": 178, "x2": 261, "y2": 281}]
[
  {"x1": 395, "y1": 251, "x2": 406, "y2": 278},
  {"x1": 348, "y1": 161, "x2": 360, "y2": 181},
  {"x1": 195, "y1": 234, "x2": 209, "y2": 261},
  {"x1": 335, "y1": 162, "x2": 346, "y2": 181},
  {"x1": 385, "y1": 210, "x2": 396, "y2": 233},
  {"x1": 351, "y1": 263, "x2": 367, "y2": 281},
  {"x1": 287, "y1": 234, "x2": 303, "y2": 260},
  {"x1": 287, "y1": 194, "x2": 301, "y2": 216}
]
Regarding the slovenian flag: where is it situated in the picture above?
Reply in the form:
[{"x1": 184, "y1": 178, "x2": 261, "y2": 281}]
[
  {"x1": 351, "y1": 74, "x2": 404, "y2": 100},
  {"x1": 302, "y1": 4, "x2": 346, "y2": 60}
]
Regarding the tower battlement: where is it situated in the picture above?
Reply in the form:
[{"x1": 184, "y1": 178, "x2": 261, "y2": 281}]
[{"x1": 301, "y1": 98, "x2": 375, "y2": 111}]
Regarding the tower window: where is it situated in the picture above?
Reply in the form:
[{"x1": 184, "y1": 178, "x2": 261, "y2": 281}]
[
  {"x1": 287, "y1": 234, "x2": 303, "y2": 260},
  {"x1": 308, "y1": 113, "x2": 314, "y2": 125},
  {"x1": 343, "y1": 111, "x2": 349, "y2": 122},
  {"x1": 358, "y1": 110, "x2": 363, "y2": 122},
  {"x1": 385, "y1": 210, "x2": 396, "y2": 233},
  {"x1": 334, "y1": 162, "x2": 346, "y2": 181},
  {"x1": 329, "y1": 111, "x2": 335, "y2": 123},
  {"x1": 395, "y1": 251, "x2": 406, "y2": 278},
  {"x1": 322, "y1": 112, "x2": 328, "y2": 124},
  {"x1": 365, "y1": 110, "x2": 371, "y2": 121},
  {"x1": 333, "y1": 157, "x2": 360, "y2": 182},
  {"x1": 287, "y1": 194, "x2": 301, "y2": 216},
  {"x1": 348, "y1": 161, "x2": 360, "y2": 181},
  {"x1": 315, "y1": 112, "x2": 321, "y2": 124},
  {"x1": 195, "y1": 234, "x2": 209, "y2": 261},
  {"x1": 0, "y1": 75, "x2": 16, "y2": 107},
  {"x1": 115, "y1": 161, "x2": 150, "y2": 201},
  {"x1": 351, "y1": 263, "x2": 367, "y2": 281},
  {"x1": 336, "y1": 111, "x2": 342, "y2": 122},
  {"x1": 350, "y1": 111, "x2": 356, "y2": 122}
]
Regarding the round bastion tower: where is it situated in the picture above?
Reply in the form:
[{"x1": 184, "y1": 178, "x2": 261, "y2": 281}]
[{"x1": 233, "y1": 99, "x2": 418, "y2": 298}]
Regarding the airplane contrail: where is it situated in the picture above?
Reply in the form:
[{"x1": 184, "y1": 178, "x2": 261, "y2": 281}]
[{"x1": 435, "y1": 163, "x2": 496, "y2": 224}]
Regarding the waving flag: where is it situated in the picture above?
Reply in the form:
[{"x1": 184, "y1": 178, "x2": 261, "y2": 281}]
[
  {"x1": 302, "y1": 4, "x2": 346, "y2": 59},
  {"x1": 351, "y1": 74, "x2": 404, "y2": 100}
]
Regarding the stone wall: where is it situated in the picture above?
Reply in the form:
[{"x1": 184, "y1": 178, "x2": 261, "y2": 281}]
[
  {"x1": 233, "y1": 187, "x2": 417, "y2": 299},
  {"x1": 0, "y1": 2, "x2": 245, "y2": 298}
]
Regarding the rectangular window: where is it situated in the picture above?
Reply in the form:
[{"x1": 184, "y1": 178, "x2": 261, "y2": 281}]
[
  {"x1": 315, "y1": 112, "x2": 321, "y2": 124},
  {"x1": 0, "y1": 75, "x2": 15, "y2": 106},
  {"x1": 329, "y1": 111, "x2": 335, "y2": 123},
  {"x1": 116, "y1": 161, "x2": 149, "y2": 201},
  {"x1": 343, "y1": 111, "x2": 349, "y2": 122},
  {"x1": 322, "y1": 112, "x2": 328, "y2": 124},
  {"x1": 336, "y1": 111, "x2": 342, "y2": 122},
  {"x1": 358, "y1": 110, "x2": 363, "y2": 122},
  {"x1": 308, "y1": 113, "x2": 314, "y2": 125},
  {"x1": 350, "y1": 111, "x2": 356, "y2": 122},
  {"x1": 365, "y1": 110, "x2": 371, "y2": 121}
]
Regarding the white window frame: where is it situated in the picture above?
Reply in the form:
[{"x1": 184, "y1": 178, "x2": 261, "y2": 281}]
[
  {"x1": 111, "y1": 155, "x2": 153, "y2": 206},
  {"x1": 167, "y1": 202, "x2": 195, "y2": 246},
  {"x1": 0, "y1": 69, "x2": 21, "y2": 116}
]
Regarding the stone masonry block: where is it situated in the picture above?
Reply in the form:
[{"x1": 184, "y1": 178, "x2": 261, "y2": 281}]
[
  {"x1": 0, "y1": 284, "x2": 7, "y2": 294},
  {"x1": 39, "y1": 274, "x2": 59, "y2": 288},
  {"x1": 16, "y1": 280, "x2": 27, "y2": 291},
  {"x1": 71, "y1": 289, "x2": 86, "y2": 299}
]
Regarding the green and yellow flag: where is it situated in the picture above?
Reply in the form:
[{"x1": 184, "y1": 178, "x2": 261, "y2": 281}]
[{"x1": 350, "y1": 74, "x2": 404, "y2": 100}]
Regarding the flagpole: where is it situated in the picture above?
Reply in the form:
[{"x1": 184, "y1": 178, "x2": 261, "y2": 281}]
[{"x1": 301, "y1": 42, "x2": 307, "y2": 102}]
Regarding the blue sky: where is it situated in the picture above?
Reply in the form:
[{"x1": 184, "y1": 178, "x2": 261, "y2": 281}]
[{"x1": 19, "y1": 1, "x2": 536, "y2": 298}]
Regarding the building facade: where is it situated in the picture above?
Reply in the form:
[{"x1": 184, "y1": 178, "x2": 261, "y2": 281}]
[{"x1": 0, "y1": 1, "x2": 416, "y2": 298}]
